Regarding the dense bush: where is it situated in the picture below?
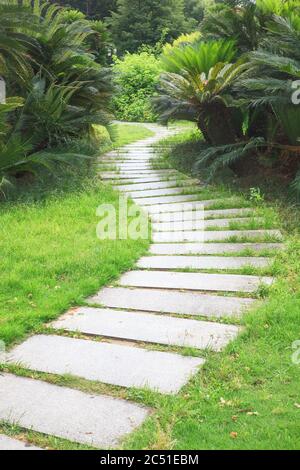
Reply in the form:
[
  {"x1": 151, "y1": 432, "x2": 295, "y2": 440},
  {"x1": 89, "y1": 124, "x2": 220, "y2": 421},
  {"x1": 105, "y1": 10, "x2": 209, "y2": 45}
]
[
  {"x1": 0, "y1": 0, "x2": 113, "y2": 192},
  {"x1": 113, "y1": 52, "x2": 161, "y2": 122},
  {"x1": 155, "y1": 0, "x2": 300, "y2": 191}
]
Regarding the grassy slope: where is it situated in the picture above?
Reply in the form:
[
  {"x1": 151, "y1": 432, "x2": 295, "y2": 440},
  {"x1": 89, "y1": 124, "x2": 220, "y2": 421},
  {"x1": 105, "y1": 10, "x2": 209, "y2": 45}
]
[
  {"x1": 124, "y1": 128, "x2": 300, "y2": 450},
  {"x1": 0, "y1": 123, "x2": 153, "y2": 346}
]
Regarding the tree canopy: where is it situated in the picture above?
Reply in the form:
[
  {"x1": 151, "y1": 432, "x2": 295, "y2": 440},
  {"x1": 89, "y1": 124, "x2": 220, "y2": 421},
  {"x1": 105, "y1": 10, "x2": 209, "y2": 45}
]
[{"x1": 109, "y1": 0, "x2": 190, "y2": 54}]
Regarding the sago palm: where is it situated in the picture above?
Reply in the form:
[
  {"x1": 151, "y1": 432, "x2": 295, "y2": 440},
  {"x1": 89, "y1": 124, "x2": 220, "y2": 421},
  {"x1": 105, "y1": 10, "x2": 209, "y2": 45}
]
[
  {"x1": 0, "y1": 0, "x2": 38, "y2": 82},
  {"x1": 201, "y1": 2, "x2": 261, "y2": 53},
  {"x1": 155, "y1": 40, "x2": 250, "y2": 145}
]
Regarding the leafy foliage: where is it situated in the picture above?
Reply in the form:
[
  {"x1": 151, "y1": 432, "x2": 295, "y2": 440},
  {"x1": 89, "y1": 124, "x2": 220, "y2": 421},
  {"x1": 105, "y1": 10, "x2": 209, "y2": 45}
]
[
  {"x1": 0, "y1": 0, "x2": 113, "y2": 190},
  {"x1": 108, "y1": 0, "x2": 190, "y2": 54},
  {"x1": 113, "y1": 51, "x2": 161, "y2": 122},
  {"x1": 155, "y1": 0, "x2": 300, "y2": 190},
  {"x1": 155, "y1": 40, "x2": 247, "y2": 144}
]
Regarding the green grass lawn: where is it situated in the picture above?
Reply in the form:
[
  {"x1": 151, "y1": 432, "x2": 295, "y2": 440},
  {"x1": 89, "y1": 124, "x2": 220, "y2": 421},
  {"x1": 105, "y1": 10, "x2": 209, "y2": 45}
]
[
  {"x1": 0, "y1": 123, "x2": 153, "y2": 346},
  {"x1": 1, "y1": 123, "x2": 299, "y2": 450}
]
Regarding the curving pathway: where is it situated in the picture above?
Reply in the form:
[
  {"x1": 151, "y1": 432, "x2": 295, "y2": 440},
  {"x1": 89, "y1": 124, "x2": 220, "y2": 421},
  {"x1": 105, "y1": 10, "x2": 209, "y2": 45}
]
[{"x1": 0, "y1": 125, "x2": 283, "y2": 450}]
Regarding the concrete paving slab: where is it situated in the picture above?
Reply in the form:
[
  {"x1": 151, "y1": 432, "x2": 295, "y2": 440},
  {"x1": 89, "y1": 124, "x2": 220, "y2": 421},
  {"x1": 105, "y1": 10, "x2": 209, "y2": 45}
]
[
  {"x1": 51, "y1": 307, "x2": 239, "y2": 351},
  {"x1": 119, "y1": 270, "x2": 273, "y2": 293},
  {"x1": 149, "y1": 242, "x2": 282, "y2": 255},
  {"x1": 143, "y1": 201, "x2": 223, "y2": 214},
  {"x1": 111, "y1": 169, "x2": 176, "y2": 175},
  {"x1": 110, "y1": 176, "x2": 177, "y2": 184},
  {"x1": 0, "y1": 374, "x2": 148, "y2": 448},
  {"x1": 137, "y1": 255, "x2": 271, "y2": 270},
  {"x1": 152, "y1": 218, "x2": 264, "y2": 232},
  {"x1": 115, "y1": 181, "x2": 187, "y2": 191},
  {"x1": 101, "y1": 173, "x2": 175, "y2": 180},
  {"x1": 151, "y1": 208, "x2": 254, "y2": 222},
  {"x1": 89, "y1": 287, "x2": 254, "y2": 318},
  {"x1": 0, "y1": 435, "x2": 41, "y2": 450},
  {"x1": 129, "y1": 187, "x2": 188, "y2": 198},
  {"x1": 152, "y1": 229, "x2": 282, "y2": 243},
  {"x1": 134, "y1": 194, "x2": 200, "y2": 206},
  {"x1": 8, "y1": 336, "x2": 203, "y2": 394}
]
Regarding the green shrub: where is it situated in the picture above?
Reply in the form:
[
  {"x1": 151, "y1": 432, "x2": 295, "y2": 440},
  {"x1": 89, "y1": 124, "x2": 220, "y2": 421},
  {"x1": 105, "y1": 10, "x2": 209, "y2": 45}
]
[{"x1": 113, "y1": 52, "x2": 161, "y2": 122}]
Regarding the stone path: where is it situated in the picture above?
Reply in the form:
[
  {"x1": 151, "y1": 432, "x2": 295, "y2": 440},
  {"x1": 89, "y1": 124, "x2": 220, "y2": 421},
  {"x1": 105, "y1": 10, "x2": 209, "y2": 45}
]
[
  {"x1": 0, "y1": 434, "x2": 41, "y2": 450},
  {"x1": 0, "y1": 125, "x2": 283, "y2": 449}
]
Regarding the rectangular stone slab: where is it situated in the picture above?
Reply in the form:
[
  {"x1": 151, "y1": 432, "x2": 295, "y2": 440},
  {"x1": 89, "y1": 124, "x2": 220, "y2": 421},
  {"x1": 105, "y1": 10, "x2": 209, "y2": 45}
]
[
  {"x1": 152, "y1": 229, "x2": 282, "y2": 243},
  {"x1": 152, "y1": 218, "x2": 264, "y2": 232},
  {"x1": 137, "y1": 255, "x2": 270, "y2": 270},
  {"x1": 8, "y1": 335, "x2": 203, "y2": 394},
  {"x1": 0, "y1": 374, "x2": 148, "y2": 448},
  {"x1": 110, "y1": 169, "x2": 176, "y2": 175},
  {"x1": 0, "y1": 435, "x2": 41, "y2": 450},
  {"x1": 116, "y1": 164, "x2": 151, "y2": 169},
  {"x1": 150, "y1": 242, "x2": 282, "y2": 255},
  {"x1": 119, "y1": 270, "x2": 273, "y2": 293},
  {"x1": 129, "y1": 187, "x2": 189, "y2": 198},
  {"x1": 111, "y1": 176, "x2": 176, "y2": 184},
  {"x1": 134, "y1": 194, "x2": 200, "y2": 206},
  {"x1": 104, "y1": 157, "x2": 152, "y2": 162},
  {"x1": 107, "y1": 160, "x2": 151, "y2": 164},
  {"x1": 151, "y1": 208, "x2": 254, "y2": 222},
  {"x1": 51, "y1": 307, "x2": 239, "y2": 351},
  {"x1": 101, "y1": 171, "x2": 176, "y2": 179},
  {"x1": 143, "y1": 201, "x2": 223, "y2": 214},
  {"x1": 89, "y1": 287, "x2": 254, "y2": 318},
  {"x1": 115, "y1": 181, "x2": 186, "y2": 191}
]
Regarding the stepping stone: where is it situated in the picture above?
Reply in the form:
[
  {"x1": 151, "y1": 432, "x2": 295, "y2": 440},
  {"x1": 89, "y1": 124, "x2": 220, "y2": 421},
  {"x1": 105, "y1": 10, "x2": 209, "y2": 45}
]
[
  {"x1": 151, "y1": 208, "x2": 254, "y2": 222},
  {"x1": 152, "y1": 218, "x2": 264, "y2": 232},
  {"x1": 102, "y1": 158, "x2": 149, "y2": 163},
  {"x1": 119, "y1": 270, "x2": 273, "y2": 293},
  {"x1": 152, "y1": 229, "x2": 282, "y2": 243},
  {"x1": 115, "y1": 181, "x2": 186, "y2": 191},
  {"x1": 144, "y1": 201, "x2": 224, "y2": 214},
  {"x1": 101, "y1": 173, "x2": 173, "y2": 181},
  {"x1": 52, "y1": 307, "x2": 239, "y2": 351},
  {"x1": 203, "y1": 208, "x2": 255, "y2": 219},
  {"x1": 0, "y1": 435, "x2": 41, "y2": 450},
  {"x1": 9, "y1": 335, "x2": 203, "y2": 394},
  {"x1": 110, "y1": 176, "x2": 176, "y2": 184},
  {"x1": 116, "y1": 164, "x2": 151, "y2": 169},
  {"x1": 129, "y1": 187, "x2": 188, "y2": 198},
  {"x1": 150, "y1": 242, "x2": 282, "y2": 255},
  {"x1": 137, "y1": 255, "x2": 271, "y2": 270},
  {"x1": 101, "y1": 171, "x2": 177, "y2": 180},
  {"x1": 111, "y1": 169, "x2": 176, "y2": 175},
  {"x1": 118, "y1": 158, "x2": 151, "y2": 161},
  {"x1": 89, "y1": 287, "x2": 254, "y2": 318},
  {"x1": 134, "y1": 194, "x2": 200, "y2": 206},
  {"x1": 0, "y1": 374, "x2": 148, "y2": 448}
]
